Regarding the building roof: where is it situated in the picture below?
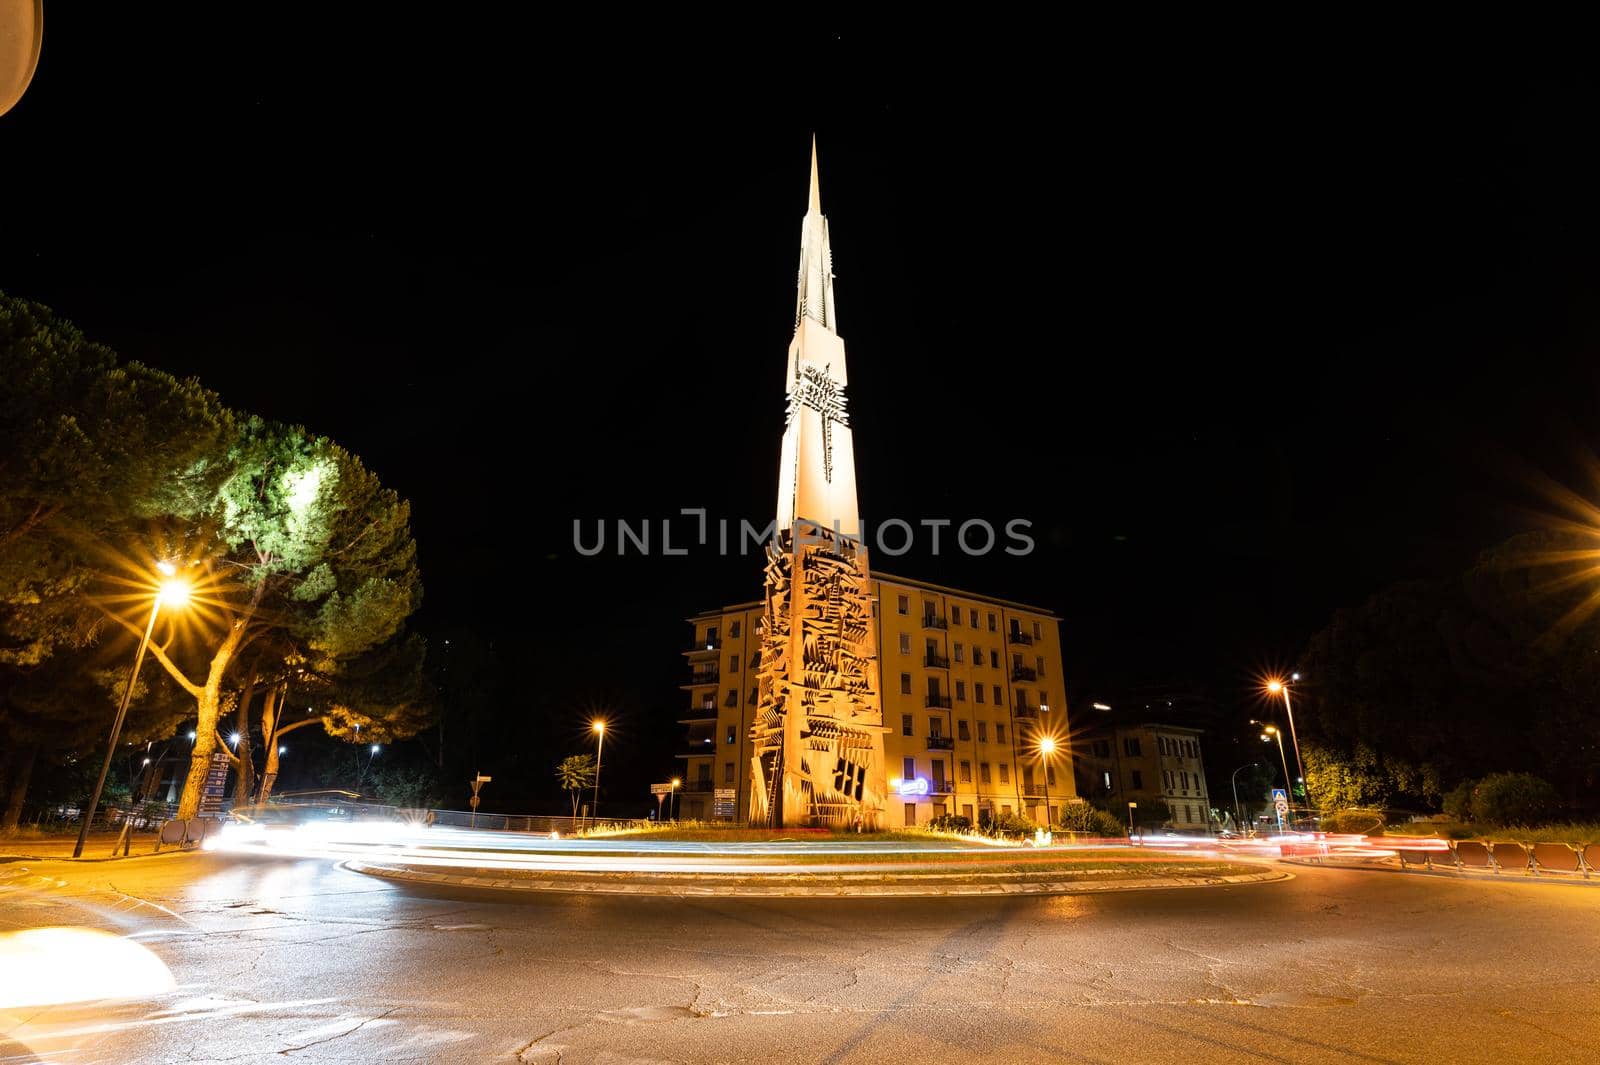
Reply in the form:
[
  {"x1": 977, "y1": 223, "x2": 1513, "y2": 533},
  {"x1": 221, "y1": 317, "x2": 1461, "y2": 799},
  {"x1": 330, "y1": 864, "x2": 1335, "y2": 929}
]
[{"x1": 686, "y1": 569, "x2": 1057, "y2": 624}]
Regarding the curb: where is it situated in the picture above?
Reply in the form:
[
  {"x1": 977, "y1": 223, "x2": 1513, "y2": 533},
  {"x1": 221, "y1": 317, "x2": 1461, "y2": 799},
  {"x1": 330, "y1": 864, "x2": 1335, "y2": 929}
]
[
  {"x1": 344, "y1": 860, "x2": 1292, "y2": 898},
  {"x1": 1285, "y1": 857, "x2": 1600, "y2": 888}
]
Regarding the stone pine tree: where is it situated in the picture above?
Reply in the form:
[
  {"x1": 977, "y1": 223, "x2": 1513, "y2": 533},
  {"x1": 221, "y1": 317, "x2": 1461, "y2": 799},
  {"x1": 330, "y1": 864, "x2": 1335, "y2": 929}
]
[
  {"x1": 0, "y1": 292, "x2": 231, "y2": 820},
  {"x1": 97, "y1": 416, "x2": 423, "y2": 819}
]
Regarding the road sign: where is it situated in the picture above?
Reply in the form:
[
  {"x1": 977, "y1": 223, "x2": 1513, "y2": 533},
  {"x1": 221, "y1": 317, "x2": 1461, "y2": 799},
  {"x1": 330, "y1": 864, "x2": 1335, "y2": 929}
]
[
  {"x1": 198, "y1": 750, "x2": 230, "y2": 815},
  {"x1": 713, "y1": 788, "x2": 736, "y2": 818},
  {"x1": 1271, "y1": 787, "x2": 1289, "y2": 822},
  {"x1": 1271, "y1": 788, "x2": 1287, "y2": 802},
  {"x1": 651, "y1": 783, "x2": 673, "y2": 796}
]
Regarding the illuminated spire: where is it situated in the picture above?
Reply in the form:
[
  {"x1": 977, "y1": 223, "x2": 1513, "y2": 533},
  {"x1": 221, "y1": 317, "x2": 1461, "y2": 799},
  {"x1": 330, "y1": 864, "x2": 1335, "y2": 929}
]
[{"x1": 795, "y1": 135, "x2": 836, "y2": 332}]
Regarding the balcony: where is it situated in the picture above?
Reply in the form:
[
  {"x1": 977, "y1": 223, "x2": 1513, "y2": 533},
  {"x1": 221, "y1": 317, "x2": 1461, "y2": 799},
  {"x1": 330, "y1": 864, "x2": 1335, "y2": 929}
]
[
  {"x1": 676, "y1": 712, "x2": 717, "y2": 725},
  {"x1": 1010, "y1": 665, "x2": 1037, "y2": 682},
  {"x1": 680, "y1": 670, "x2": 720, "y2": 689},
  {"x1": 929, "y1": 778, "x2": 953, "y2": 794},
  {"x1": 1008, "y1": 630, "x2": 1034, "y2": 646},
  {"x1": 925, "y1": 694, "x2": 953, "y2": 710},
  {"x1": 926, "y1": 735, "x2": 954, "y2": 751},
  {"x1": 921, "y1": 615, "x2": 948, "y2": 630},
  {"x1": 680, "y1": 737, "x2": 718, "y2": 756},
  {"x1": 685, "y1": 639, "x2": 721, "y2": 658},
  {"x1": 924, "y1": 653, "x2": 950, "y2": 669},
  {"x1": 1014, "y1": 704, "x2": 1040, "y2": 720}
]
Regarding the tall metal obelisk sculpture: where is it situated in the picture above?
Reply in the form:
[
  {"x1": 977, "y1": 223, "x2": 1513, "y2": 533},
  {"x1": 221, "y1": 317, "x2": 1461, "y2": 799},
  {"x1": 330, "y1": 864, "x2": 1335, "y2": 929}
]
[{"x1": 750, "y1": 140, "x2": 888, "y2": 828}]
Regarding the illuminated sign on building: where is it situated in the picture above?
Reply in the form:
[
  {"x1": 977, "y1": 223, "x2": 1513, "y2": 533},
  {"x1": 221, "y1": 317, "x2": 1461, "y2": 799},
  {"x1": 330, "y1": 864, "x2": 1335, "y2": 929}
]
[{"x1": 890, "y1": 777, "x2": 929, "y2": 797}]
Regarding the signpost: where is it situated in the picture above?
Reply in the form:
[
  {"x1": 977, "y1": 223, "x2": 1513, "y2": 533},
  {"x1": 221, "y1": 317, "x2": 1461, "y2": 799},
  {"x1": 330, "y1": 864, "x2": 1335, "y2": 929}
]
[
  {"x1": 198, "y1": 750, "x2": 230, "y2": 816},
  {"x1": 470, "y1": 773, "x2": 491, "y2": 828},
  {"x1": 651, "y1": 782, "x2": 672, "y2": 820},
  {"x1": 713, "y1": 787, "x2": 736, "y2": 820},
  {"x1": 1127, "y1": 801, "x2": 1137, "y2": 841},
  {"x1": 1271, "y1": 787, "x2": 1288, "y2": 832}
]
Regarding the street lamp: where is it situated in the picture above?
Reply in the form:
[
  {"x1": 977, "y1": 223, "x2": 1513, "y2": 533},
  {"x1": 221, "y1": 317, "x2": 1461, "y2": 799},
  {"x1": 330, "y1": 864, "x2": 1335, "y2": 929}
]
[
  {"x1": 1036, "y1": 735, "x2": 1057, "y2": 829},
  {"x1": 670, "y1": 776, "x2": 681, "y2": 822},
  {"x1": 591, "y1": 720, "x2": 606, "y2": 822},
  {"x1": 1259, "y1": 726, "x2": 1293, "y2": 822},
  {"x1": 74, "y1": 563, "x2": 191, "y2": 858},
  {"x1": 1265, "y1": 677, "x2": 1309, "y2": 806},
  {"x1": 1229, "y1": 762, "x2": 1261, "y2": 831}
]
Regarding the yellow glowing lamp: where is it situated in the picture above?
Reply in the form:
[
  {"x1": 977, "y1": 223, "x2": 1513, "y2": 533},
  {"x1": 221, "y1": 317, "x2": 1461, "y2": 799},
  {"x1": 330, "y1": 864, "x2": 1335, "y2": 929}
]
[
  {"x1": 158, "y1": 578, "x2": 191, "y2": 608},
  {"x1": 1266, "y1": 679, "x2": 1283, "y2": 694},
  {"x1": 591, "y1": 720, "x2": 606, "y2": 734}
]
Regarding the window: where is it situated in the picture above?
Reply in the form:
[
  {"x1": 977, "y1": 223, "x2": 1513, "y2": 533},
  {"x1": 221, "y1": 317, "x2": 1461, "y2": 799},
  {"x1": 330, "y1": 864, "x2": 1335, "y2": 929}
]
[
  {"x1": 996, "y1": 723, "x2": 1006, "y2": 744},
  {"x1": 1046, "y1": 765, "x2": 1056, "y2": 786},
  {"x1": 706, "y1": 626, "x2": 718, "y2": 646},
  {"x1": 903, "y1": 757, "x2": 916, "y2": 779},
  {"x1": 904, "y1": 803, "x2": 917, "y2": 826},
  {"x1": 960, "y1": 760, "x2": 973, "y2": 782},
  {"x1": 925, "y1": 637, "x2": 938, "y2": 658},
  {"x1": 1103, "y1": 771, "x2": 1113, "y2": 790},
  {"x1": 726, "y1": 725, "x2": 736, "y2": 745},
  {"x1": 990, "y1": 650, "x2": 999, "y2": 668},
  {"x1": 955, "y1": 680, "x2": 967, "y2": 701},
  {"x1": 962, "y1": 803, "x2": 974, "y2": 821},
  {"x1": 900, "y1": 672, "x2": 912, "y2": 695},
  {"x1": 1163, "y1": 770, "x2": 1173, "y2": 789},
  {"x1": 724, "y1": 762, "x2": 734, "y2": 784},
  {"x1": 1016, "y1": 688, "x2": 1028, "y2": 707},
  {"x1": 1022, "y1": 767, "x2": 1034, "y2": 791},
  {"x1": 987, "y1": 612, "x2": 997, "y2": 631},
  {"x1": 1036, "y1": 655, "x2": 1045, "y2": 676},
  {"x1": 748, "y1": 686, "x2": 757, "y2": 705},
  {"x1": 1038, "y1": 692, "x2": 1049, "y2": 713},
  {"x1": 992, "y1": 685, "x2": 1002, "y2": 704},
  {"x1": 980, "y1": 762, "x2": 992, "y2": 783},
  {"x1": 728, "y1": 655, "x2": 739, "y2": 673},
  {"x1": 725, "y1": 688, "x2": 738, "y2": 707},
  {"x1": 977, "y1": 721, "x2": 988, "y2": 743},
  {"x1": 1123, "y1": 737, "x2": 1142, "y2": 757},
  {"x1": 1181, "y1": 771, "x2": 1189, "y2": 791},
  {"x1": 957, "y1": 719, "x2": 970, "y2": 741},
  {"x1": 897, "y1": 594, "x2": 909, "y2": 615},
  {"x1": 923, "y1": 600, "x2": 936, "y2": 621},
  {"x1": 1001, "y1": 804, "x2": 1013, "y2": 816},
  {"x1": 1092, "y1": 739, "x2": 1110, "y2": 757},
  {"x1": 929, "y1": 717, "x2": 943, "y2": 738},
  {"x1": 899, "y1": 633, "x2": 911, "y2": 655},
  {"x1": 952, "y1": 606, "x2": 963, "y2": 626},
  {"x1": 1032, "y1": 621, "x2": 1042, "y2": 639},
  {"x1": 954, "y1": 642, "x2": 965, "y2": 663},
  {"x1": 975, "y1": 685, "x2": 985, "y2": 704},
  {"x1": 998, "y1": 764, "x2": 1011, "y2": 784},
  {"x1": 729, "y1": 620, "x2": 740, "y2": 638},
  {"x1": 970, "y1": 644, "x2": 981, "y2": 666},
  {"x1": 902, "y1": 714, "x2": 913, "y2": 736}
]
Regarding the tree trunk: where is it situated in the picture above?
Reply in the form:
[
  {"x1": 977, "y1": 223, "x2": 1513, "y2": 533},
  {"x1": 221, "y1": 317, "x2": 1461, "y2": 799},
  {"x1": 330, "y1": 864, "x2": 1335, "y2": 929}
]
[
  {"x1": 176, "y1": 624, "x2": 249, "y2": 819},
  {"x1": 2, "y1": 742, "x2": 38, "y2": 831},
  {"x1": 232, "y1": 675, "x2": 256, "y2": 810},
  {"x1": 257, "y1": 685, "x2": 282, "y2": 800}
]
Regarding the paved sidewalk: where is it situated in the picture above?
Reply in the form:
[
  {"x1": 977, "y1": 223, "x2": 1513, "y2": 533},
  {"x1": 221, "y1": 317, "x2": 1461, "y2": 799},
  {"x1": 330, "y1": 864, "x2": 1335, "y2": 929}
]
[
  {"x1": 1284, "y1": 855, "x2": 1600, "y2": 887},
  {"x1": 0, "y1": 831, "x2": 181, "y2": 862},
  {"x1": 346, "y1": 858, "x2": 1291, "y2": 898}
]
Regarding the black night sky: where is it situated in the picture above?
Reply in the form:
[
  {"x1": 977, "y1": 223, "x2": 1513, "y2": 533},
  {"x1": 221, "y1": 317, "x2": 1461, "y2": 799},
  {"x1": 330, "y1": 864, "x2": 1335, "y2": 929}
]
[{"x1": 6, "y1": 15, "x2": 1600, "y2": 806}]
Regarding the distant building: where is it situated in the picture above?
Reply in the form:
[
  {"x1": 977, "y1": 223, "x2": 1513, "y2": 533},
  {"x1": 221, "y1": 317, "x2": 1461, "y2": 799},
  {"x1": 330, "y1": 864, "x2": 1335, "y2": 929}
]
[
  {"x1": 681, "y1": 579, "x2": 1073, "y2": 827},
  {"x1": 1072, "y1": 720, "x2": 1214, "y2": 829}
]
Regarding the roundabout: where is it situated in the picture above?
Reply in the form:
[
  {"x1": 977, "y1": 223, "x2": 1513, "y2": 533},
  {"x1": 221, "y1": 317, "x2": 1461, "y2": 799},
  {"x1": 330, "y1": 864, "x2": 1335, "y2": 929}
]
[{"x1": 207, "y1": 821, "x2": 1277, "y2": 898}]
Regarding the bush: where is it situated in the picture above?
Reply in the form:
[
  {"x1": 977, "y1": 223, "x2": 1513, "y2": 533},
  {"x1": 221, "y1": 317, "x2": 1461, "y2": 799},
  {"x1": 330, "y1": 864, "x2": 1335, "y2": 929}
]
[
  {"x1": 1471, "y1": 772, "x2": 1560, "y2": 825},
  {"x1": 985, "y1": 811, "x2": 1037, "y2": 838},
  {"x1": 1319, "y1": 808, "x2": 1385, "y2": 834},
  {"x1": 1441, "y1": 780, "x2": 1475, "y2": 822},
  {"x1": 927, "y1": 813, "x2": 973, "y2": 833},
  {"x1": 1057, "y1": 801, "x2": 1126, "y2": 837}
]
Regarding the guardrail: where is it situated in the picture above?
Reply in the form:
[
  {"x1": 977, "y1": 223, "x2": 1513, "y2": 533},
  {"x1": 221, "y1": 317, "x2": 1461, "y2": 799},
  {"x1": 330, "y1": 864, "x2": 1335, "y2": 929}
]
[{"x1": 1384, "y1": 836, "x2": 1600, "y2": 877}]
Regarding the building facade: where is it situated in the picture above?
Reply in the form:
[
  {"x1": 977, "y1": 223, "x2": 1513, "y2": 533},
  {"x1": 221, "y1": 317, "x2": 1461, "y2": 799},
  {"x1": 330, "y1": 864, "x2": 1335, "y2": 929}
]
[
  {"x1": 680, "y1": 574, "x2": 1074, "y2": 828},
  {"x1": 1071, "y1": 722, "x2": 1214, "y2": 829}
]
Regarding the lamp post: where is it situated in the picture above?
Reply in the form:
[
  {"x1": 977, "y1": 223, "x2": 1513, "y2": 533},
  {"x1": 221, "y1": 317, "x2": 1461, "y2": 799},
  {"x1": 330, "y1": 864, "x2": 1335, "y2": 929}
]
[
  {"x1": 1259, "y1": 727, "x2": 1292, "y2": 824},
  {"x1": 74, "y1": 564, "x2": 190, "y2": 858},
  {"x1": 1266, "y1": 677, "x2": 1309, "y2": 807},
  {"x1": 1037, "y1": 736, "x2": 1057, "y2": 830},
  {"x1": 590, "y1": 720, "x2": 606, "y2": 823},
  {"x1": 670, "y1": 777, "x2": 681, "y2": 822},
  {"x1": 1229, "y1": 761, "x2": 1260, "y2": 831}
]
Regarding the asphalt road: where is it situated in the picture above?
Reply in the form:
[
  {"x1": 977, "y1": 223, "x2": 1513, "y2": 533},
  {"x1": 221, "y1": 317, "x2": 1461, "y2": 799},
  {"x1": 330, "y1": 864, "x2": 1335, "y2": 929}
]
[{"x1": 2, "y1": 851, "x2": 1596, "y2": 1064}]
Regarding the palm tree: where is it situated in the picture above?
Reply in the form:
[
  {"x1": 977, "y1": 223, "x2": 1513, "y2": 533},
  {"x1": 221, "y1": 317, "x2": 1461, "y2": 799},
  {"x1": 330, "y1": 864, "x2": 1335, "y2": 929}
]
[{"x1": 555, "y1": 753, "x2": 597, "y2": 819}]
